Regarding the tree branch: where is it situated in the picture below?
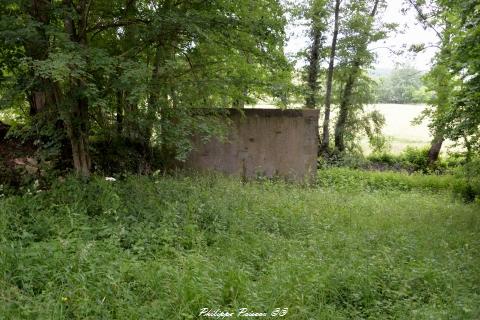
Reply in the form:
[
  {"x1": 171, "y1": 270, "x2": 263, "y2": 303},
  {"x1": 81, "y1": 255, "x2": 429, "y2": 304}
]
[
  {"x1": 88, "y1": 18, "x2": 150, "y2": 35},
  {"x1": 406, "y1": 0, "x2": 443, "y2": 41}
]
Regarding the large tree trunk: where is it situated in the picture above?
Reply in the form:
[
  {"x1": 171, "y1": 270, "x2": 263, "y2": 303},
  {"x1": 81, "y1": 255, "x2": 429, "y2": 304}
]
[
  {"x1": 320, "y1": 0, "x2": 341, "y2": 153},
  {"x1": 63, "y1": 0, "x2": 91, "y2": 177},
  {"x1": 305, "y1": 27, "x2": 322, "y2": 109},
  {"x1": 67, "y1": 97, "x2": 91, "y2": 177},
  {"x1": 427, "y1": 133, "x2": 444, "y2": 165}
]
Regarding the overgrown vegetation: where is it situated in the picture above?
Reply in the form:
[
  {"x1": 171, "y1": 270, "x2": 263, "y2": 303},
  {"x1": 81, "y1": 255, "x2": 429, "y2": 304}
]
[
  {"x1": 0, "y1": 0, "x2": 291, "y2": 177},
  {"x1": 1, "y1": 172, "x2": 479, "y2": 319},
  {"x1": 1, "y1": 1, "x2": 479, "y2": 318},
  {"x1": 319, "y1": 147, "x2": 480, "y2": 202}
]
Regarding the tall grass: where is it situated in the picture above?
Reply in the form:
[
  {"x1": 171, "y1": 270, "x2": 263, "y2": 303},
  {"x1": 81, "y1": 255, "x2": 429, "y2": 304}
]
[
  {"x1": 317, "y1": 167, "x2": 466, "y2": 193},
  {"x1": 1, "y1": 171, "x2": 479, "y2": 319}
]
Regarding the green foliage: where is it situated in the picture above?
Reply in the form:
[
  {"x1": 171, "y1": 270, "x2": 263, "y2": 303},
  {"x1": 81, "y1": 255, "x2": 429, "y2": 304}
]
[
  {"x1": 368, "y1": 147, "x2": 440, "y2": 173},
  {"x1": 0, "y1": 0, "x2": 293, "y2": 175},
  {"x1": 456, "y1": 158, "x2": 480, "y2": 203},
  {"x1": 374, "y1": 67, "x2": 430, "y2": 104},
  {"x1": 318, "y1": 151, "x2": 369, "y2": 170},
  {"x1": 416, "y1": 0, "x2": 480, "y2": 157},
  {"x1": 400, "y1": 147, "x2": 431, "y2": 172},
  {"x1": 0, "y1": 173, "x2": 479, "y2": 319},
  {"x1": 330, "y1": 0, "x2": 395, "y2": 152},
  {"x1": 317, "y1": 167, "x2": 467, "y2": 194}
]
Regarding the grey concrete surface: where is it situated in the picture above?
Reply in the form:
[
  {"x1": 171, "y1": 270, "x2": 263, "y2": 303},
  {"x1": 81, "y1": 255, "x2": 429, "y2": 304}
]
[{"x1": 185, "y1": 109, "x2": 319, "y2": 182}]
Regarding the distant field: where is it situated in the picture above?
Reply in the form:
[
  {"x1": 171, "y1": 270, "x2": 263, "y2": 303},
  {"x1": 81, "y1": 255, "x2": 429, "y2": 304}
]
[
  {"x1": 365, "y1": 104, "x2": 432, "y2": 154},
  {"x1": 251, "y1": 103, "x2": 447, "y2": 154}
]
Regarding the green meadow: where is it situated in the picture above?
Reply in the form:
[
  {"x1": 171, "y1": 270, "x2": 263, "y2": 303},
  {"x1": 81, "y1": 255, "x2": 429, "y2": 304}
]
[{"x1": 1, "y1": 170, "x2": 478, "y2": 319}]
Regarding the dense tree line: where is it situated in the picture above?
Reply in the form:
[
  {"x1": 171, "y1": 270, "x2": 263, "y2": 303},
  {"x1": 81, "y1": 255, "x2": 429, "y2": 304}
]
[
  {"x1": 0, "y1": 0, "x2": 478, "y2": 179},
  {"x1": 373, "y1": 67, "x2": 431, "y2": 104},
  {"x1": 0, "y1": 0, "x2": 291, "y2": 176}
]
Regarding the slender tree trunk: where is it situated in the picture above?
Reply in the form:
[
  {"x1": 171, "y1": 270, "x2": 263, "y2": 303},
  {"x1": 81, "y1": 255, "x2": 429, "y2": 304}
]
[
  {"x1": 427, "y1": 133, "x2": 444, "y2": 165},
  {"x1": 233, "y1": 54, "x2": 251, "y2": 109},
  {"x1": 305, "y1": 28, "x2": 322, "y2": 109},
  {"x1": 116, "y1": 91, "x2": 124, "y2": 134},
  {"x1": 320, "y1": 0, "x2": 341, "y2": 152},
  {"x1": 334, "y1": 71, "x2": 357, "y2": 152},
  {"x1": 67, "y1": 96, "x2": 91, "y2": 177},
  {"x1": 117, "y1": 0, "x2": 136, "y2": 139},
  {"x1": 333, "y1": 0, "x2": 379, "y2": 152},
  {"x1": 464, "y1": 136, "x2": 472, "y2": 163},
  {"x1": 146, "y1": 44, "x2": 163, "y2": 149}
]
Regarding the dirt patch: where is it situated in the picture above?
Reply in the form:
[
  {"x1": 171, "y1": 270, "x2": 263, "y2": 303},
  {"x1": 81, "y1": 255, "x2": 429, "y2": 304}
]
[{"x1": 0, "y1": 138, "x2": 37, "y2": 187}]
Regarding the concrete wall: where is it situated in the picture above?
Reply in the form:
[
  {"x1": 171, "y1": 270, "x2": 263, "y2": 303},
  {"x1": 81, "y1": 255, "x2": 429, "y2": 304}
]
[{"x1": 185, "y1": 109, "x2": 319, "y2": 182}]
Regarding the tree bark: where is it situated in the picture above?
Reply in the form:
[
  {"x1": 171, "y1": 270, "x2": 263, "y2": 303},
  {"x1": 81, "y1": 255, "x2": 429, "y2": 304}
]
[
  {"x1": 320, "y1": 0, "x2": 341, "y2": 153},
  {"x1": 117, "y1": 0, "x2": 141, "y2": 141},
  {"x1": 305, "y1": 28, "x2": 322, "y2": 109},
  {"x1": 427, "y1": 133, "x2": 444, "y2": 165},
  {"x1": 67, "y1": 97, "x2": 91, "y2": 177},
  {"x1": 63, "y1": 0, "x2": 91, "y2": 177}
]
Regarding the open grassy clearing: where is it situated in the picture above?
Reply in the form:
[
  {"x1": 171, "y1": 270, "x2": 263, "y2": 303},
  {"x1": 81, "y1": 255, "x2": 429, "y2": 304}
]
[
  {"x1": 251, "y1": 103, "x2": 460, "y2": 154},
  {"x1": 1, "y1": 171, "x2": 479, "y2": 319},
  {"x1": 365, "y1": 104, "x2": 431, "y2": 153}
]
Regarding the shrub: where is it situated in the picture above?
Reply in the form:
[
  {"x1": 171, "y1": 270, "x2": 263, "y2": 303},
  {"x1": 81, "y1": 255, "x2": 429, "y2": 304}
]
[
  {"x1": 318, "y1": 151, "x2": 368, "y2": 170},
  {"x1": 400, "y1": 146, "x2": 431, "y2": 172},
  {"x1": 457, "y1": 158, "x2": 480, "y2": 202}
]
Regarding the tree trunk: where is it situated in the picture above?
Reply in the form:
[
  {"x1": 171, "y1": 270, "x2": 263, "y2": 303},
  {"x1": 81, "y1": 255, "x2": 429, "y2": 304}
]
[
  {"x1": 463, "y1": 135, "x2": 472, "y2": 163},
  {"x1": 333, "y1": 0, "x2": 379, "y2": 152},
  {"x1": 63, "y1": 0, "x2": 91, "y2": 177},
  {"x1": 116, "y1": 91, "x2": 124, "y2": 134},
  {"x1": 427, "y1": 133, "x2": 444, "y2": 165},
  {"x1": 117, "y1": 0, "x2": 141, "y2": 141},
  {"x1": 334, "y1": 72, "x2": 356, "y2": 152},
  {"x1": 67, "y1": 97, "x2": 91, "y2": 177},
  {"x1": 24, "y1": 0, "x2": 54, "y2": 116},
  {"x1": 320, "y1": 0, "x2": 341, "y2": 153},
  {"x1": 305, "y1": 27, "x2": 322, "y2": 109}
]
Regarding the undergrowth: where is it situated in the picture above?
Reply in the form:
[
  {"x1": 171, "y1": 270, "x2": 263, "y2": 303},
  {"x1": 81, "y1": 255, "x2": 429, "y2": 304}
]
[{"x1": 0, "y1": 171, "x2": 479, "y2": 319}]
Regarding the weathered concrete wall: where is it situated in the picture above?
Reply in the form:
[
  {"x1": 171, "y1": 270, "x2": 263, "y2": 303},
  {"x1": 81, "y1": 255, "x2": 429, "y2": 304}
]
[{"x1": 185, "y1": 109, "x2": 319, "y2": 181}]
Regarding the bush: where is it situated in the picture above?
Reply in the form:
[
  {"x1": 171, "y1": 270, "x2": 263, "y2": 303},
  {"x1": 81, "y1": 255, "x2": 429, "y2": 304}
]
[
  {"x1": 318, "y1": 151, "x2": 368, "y2": 170},
  {"x1": 457, "y1": 158, "x2": 480, "y2": 203},
  {"x1": 90, "y1": 137, "x2": 167, "y2": 175},
  {"x1": 367, "y1": 147, "x2": 453, "y2": 173},
  {"x1": 367, "y1": 152, "x2": 399, "y2": 166},
  {"x1": 400, "y1": 146, "x2": 431, "y2": 172}
]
